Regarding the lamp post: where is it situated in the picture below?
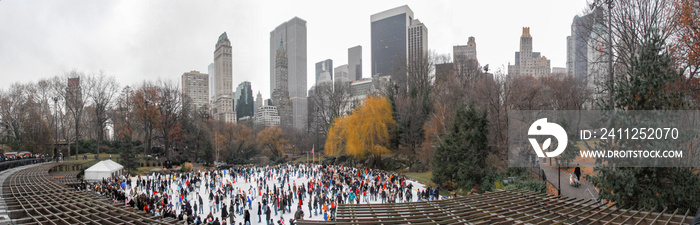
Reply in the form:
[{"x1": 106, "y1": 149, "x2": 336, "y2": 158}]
[
  {"x1": 53, "y1": 97, "x2": 59, "y2": 161},
  {"x1": 556, "y1": 158, "x2": 561, "y2": 196},
  {"x1": 201, "y1": 110, "x2": 209, "y2": 164},
  {"x1": 144, "y1": 99, "x2": 150, "y2": 157},
  {"x1": 591, "y1": 0, "x2": 615, "y2": 110}
]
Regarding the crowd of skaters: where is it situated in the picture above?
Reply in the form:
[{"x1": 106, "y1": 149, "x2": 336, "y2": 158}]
[{"x1": 88, "y1": 164, "x2": 443, "y2": 225}]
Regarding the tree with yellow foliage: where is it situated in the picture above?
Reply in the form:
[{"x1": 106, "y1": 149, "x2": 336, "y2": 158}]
[
  {"x1": 257, "y1": 126, "x2": 289, "y2": 161},
  {"x1": 325, "y1": 95, "x2": 396, "y2": 163}
]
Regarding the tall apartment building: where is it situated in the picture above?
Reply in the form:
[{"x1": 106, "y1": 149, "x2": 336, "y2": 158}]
[
  {"x1": 370, "y1": 5, "x2": 414, "y2": 77},
  {"x1": 348, "y1": 45, "x2": 362, "y2": 81},
  {"x1": 315, "y1": 59, "x2": 333, "y2": 85},
  {"x1": 508, "y1": 27, "x2": 551, "y2": 77},
  {"x1": 213, "y1": 32, "x2": 236, "y2": 123},
  {"x1": 271, "y1": 39, "x2": 293, "y2": 128},
  {"x1": 181, "y1": 70, "x2": 209, "y2": 111},
  {"x1": 408, "y1": 19, "x2": 428, "y2": 63},
  {"x1": 270, "y1": 17, "x2": 307, "y2": 130}
]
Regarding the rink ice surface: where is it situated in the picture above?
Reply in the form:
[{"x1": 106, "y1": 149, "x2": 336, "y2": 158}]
[{"x1": 125, "y1": 165, "x2": 428, "y2": 224}]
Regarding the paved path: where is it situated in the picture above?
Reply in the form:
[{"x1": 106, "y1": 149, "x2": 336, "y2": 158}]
[{"x1": 538, "y1": 161, "x2": 599, "y2": 201}]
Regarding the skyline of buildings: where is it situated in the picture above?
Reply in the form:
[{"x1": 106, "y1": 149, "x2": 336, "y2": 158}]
[{"x1": 180, "y1": 4, "x2": 606, "y2": 129}]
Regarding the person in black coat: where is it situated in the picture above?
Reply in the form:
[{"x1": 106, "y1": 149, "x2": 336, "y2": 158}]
[
  {"x1": 222, "y1": 203, "x2": 228, "y2": 219},
  {"x1": 574, "y1": 164, "x2": 582, "y2": 181},
  {"x1": 257, "y1": 202, "x2": 262, "y2": 223},
  {"x1": 244, "y1": 209, "x2": 251, "y2": 225}
]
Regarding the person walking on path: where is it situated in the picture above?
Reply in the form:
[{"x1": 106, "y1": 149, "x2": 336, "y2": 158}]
[{"x1": 257, "y1": 202, "x2": 262, "y2": 223}]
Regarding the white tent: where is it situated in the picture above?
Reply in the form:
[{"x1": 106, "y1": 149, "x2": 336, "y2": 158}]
[{"x1": 84, "y1": 159, "x2": 124, "y2": 181}]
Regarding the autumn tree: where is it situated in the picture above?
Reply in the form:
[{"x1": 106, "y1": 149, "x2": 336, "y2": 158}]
[
  {"x1": 671, "y1": 0, "x2": 700, "y2": 104},
  {"x1": 325, "y1": 95, "x2": 396, "y2": 167},
  {"x1": 226, "y1": 124, "x2": 257, "y2": 164},
  {"x1": 257, "y1": 126, "x2": 289, "y2": 162},
  {"x1": 132, "y1": 83, "x2": 160, "y2": 156}
]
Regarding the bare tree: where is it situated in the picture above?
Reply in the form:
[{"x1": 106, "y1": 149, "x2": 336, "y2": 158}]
[
  {"x1": 132, "y1": 82, "x2": 159, "y2": 157},
  {"x1": 113, "y1": 85, "x2": 135, "y2": 141},
  {"x1": 87, "y1": 72, "x2": 118, "y2": 159},
  {"x1": 308, "y1": 81, "x2": 353, "y2": 137},
  {"x1": 155, "y1": 80, "x2": 182, "y2": 159},
  {"x1": 62, "y1": 71, "x2": 91, "y2": 159}
]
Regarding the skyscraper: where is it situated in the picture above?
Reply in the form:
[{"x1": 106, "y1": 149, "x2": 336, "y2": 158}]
[
  {"x1": 213, "y1": 32, "x2": 236, "y2": 124},
  {"x1": 272, "y1": 39, "x2": 293, "y2": 128},
  {"x1": 270, "y1": 17, "x2": 307, "y2": 130},
  {"x1": 235, "y1": 81, "x2": 254, "y2": 120},
  {"x1": 408, "y1": 19, "x2": 428, "y2": 63},
  {"x1": 315, "y1": 59, "x2": 333, "y2": 85},
  {"x1": 587, "y1": 23, "x2": 610, "y2": 106},
  {"x1": 566, "y1": 9, "x2": 603, "y2": 80},
  {"x1": 255, "y1": 91, "x2": 263, "y2": 115},
  {"x1": 181, "y1": 70, "x2": 209, "y2": 111},
  {"x1": 208, "y1": 63, "x2": 215, "y2": 104},
  {"x1": 508, "y1": 27, "x2": 551, "y2": 77},
  {"x1": 348, "y1": 45, "x2": 362, "y2": 81},
  {"x1": 334, "y1": 65, "x2": 349, "y2": 84},
  {"x1": 370, "y1": 5, "x2": 414, "y2": 77}
]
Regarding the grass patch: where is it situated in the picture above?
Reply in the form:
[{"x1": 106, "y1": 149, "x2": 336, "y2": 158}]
[
  {"x1": 62, "y1": 153, "x2": 121, "y2": 162},
  {"x1": 136, "y1": 167, "x2": 160, "y2": 174},
  {"x1": 404, "y1": 171, "x2": 435, "y2": 187}
]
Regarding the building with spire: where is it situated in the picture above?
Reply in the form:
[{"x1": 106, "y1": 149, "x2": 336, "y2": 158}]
[
  {"x1": 213, "y1": 32, "x2": 236, "y2": 123},
  {"x1": 255, "y1": 91, "x2": 263, "y2": 116},
  {"x1": 272, "y1": 38, "x2": 293, "y2": 128},
  {"x1": 508, "y1": 27, "x2": 551, "y2": 77},
  {"x1": 270, "y1": 17, "x2": 307, "y2": 130}
]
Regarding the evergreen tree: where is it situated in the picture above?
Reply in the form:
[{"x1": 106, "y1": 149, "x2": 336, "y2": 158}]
[
  {"x1": 118, "y1": 137, "x2": 139, "y2": 175},
  {"x1": 432, "y1": 104, "x2": 489, "y2": 191},
  {"x1": 590, "y1": 31, "x2": 700, "y2": 212}
]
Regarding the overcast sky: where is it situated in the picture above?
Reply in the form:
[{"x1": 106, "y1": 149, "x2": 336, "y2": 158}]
[{"x1": 0, "y1": 0, "x2": 590, "y2": 99}]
